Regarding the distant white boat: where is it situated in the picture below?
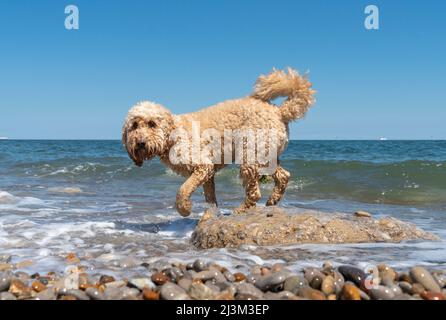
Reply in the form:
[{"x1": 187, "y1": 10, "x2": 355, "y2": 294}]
[
  {"x1": 379, "y1": 137, "x2": 388, "y2": 141},
  {"x1": 0, "y1": 137, "x2": 8, "y2": 140}
]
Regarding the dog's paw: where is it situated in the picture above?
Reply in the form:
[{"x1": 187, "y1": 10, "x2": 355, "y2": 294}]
[{"x1": 176, "y1": 198, "x2": 192, "y2": 217}]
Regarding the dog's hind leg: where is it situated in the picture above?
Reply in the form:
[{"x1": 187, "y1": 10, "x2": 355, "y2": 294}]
[
  {"x1": 203, "y1": 175, "x2": 218, "y2": 206},
  {"x1": 235, "y1": 165, "x2": 261, "y2": 214},
  {"x1": 176, "y1": 165, "x2": 214, "y2": 217},
  {"x1": 266, "y1": 165, "x2": 290, "y2": 206}
]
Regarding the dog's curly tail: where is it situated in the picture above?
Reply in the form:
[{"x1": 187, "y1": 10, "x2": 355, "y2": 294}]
[{"x1": 251, "y1": 68, "x2": 316, "y2": 123}]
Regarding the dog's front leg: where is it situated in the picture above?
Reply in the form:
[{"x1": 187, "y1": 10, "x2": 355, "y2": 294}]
[{"x1": 176, "y1": 165, "x2": 214, "y2": 217}]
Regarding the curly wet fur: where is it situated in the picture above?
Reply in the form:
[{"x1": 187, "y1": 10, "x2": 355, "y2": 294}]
[{"x1": 122, "y1": 68, "x2": 315, "y2": 216}]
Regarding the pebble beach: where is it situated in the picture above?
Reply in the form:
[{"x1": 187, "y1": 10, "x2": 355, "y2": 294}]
[{"x1": 1, "y1": 254, "x2": 446, "y2": 300}]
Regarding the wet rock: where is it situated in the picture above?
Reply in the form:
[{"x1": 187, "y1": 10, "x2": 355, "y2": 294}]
[
  {"x1": 194, "y1": 269, "x2": 225, "y2": 282},
  {"x1": 420, "y1": 291, "x2": 445, "y2": 300},
  {"x1": 321, "y1": 275, "x2": 335, "y2": 295},
  {"x1": 31, "y1": 280, "x2": 47, "y2": 293},
  {"x1": 224, "y1": 271, "x2": 235, "y2": 282},
  {"x1": 193, "y1": 259, "x2": 207, "y2": 272},
  {"x1": 233, "y1": 272, "x2": 246, "y2": 282},
  {"x1": 128, "y1": 278, "x2": 156, "y2": 291},
  {"x1": 327, "y1": 294, "x2": 337, "y2": 300},
  {"x1": 143, "y1": 288, "x2": 160, "y2": 300},
  {"x1": 411, "y1": 283, "x2": 427, "y2": 295},
  {"x1": 283, "y1": 276, "x2": 307, "y2": 295},
  {"x1": 297, "y1": 286, "x2": 326, "y2": 300},
  {"x1": 338, "y1": 265, "x2": 366, "y2": 288},
  {"x1": 410, "y1": 266, "x2": 441, "y2": 293},
  {"x1": 99, "y1": 275, "x2": 115, "y2": 285},
  {"x1": 66, "y1": 253, "x2": 80, "y2": 264},
  {"x1": 398, "y1": 281, "x2": 412, "y2": 294},
  {"x1": 392, "y1": 293, "x2": 415, "y2": 300},
  {"x1": 160, "y1": 283, "x2": 191, "y2": 300},
  {"x1": 0, "y1": 273, "x2": 11, "y2": 292},
  {"x1": 85, "y1": 287, "x2": 105, "y2": 300},
  {"x1": 215, "y1": 289, "x2": 235, "y2": 300},
  {"x1": 60, "y1": 295, "x2": 77, "y2": 300},
  {"x1": 369, "y1": 285, "x2": 395, "y2": 300},
  {"x1": 341, "y1": 282, "x2": 361, "y2": 300},
  {"x1": 192, "y1": 207, "x2": 438, "y2": 248},
  {"x1": 189, "y1": 282, "x2": 215, "y2": 300},
  {"x1": 254, "y1": 271, "x2": 289, "y2": 291},
  {"x1": 377, "y1": 264, "x2": 397, "y2": 286},
  {"x1": 398, "y1": 273, "x2": 412, "y2": 283},
  {"x1": 333, "y1": 271, "x2": 345, "y2": 294},
  {"x1": 78, "y1": 273, "x2": 90, "y2": 290},
  {"x1": 354, "y1": 210, "x2": 372, "y2": 218},
  {"x1": 304, "y1": 268, "x2": 325, "y2": 289},
  {"x1": 35, "y1": 289, "x2": 57, "y2": 300},
  {"x1": 151, "y1": 272, "x2": 170, "y2": 285},
  {"x1": 104, "y1": 280, "x2": 126, "y2": 288},
  {"x1": 235, "y1": 283, "x2": 264, "y2": 300},
  {"x1": 64, "y1": 289, "x2": 90, "y2": 300},
  {"x1": 8, "y1": 279, "x2": 33, "y2": 299},
  {"x1": 178, "y1": 278, "x2": 192, "y2": 291},
  {"x1": 164, "y1": 267, "x2": 184, "y2": 282},
  {"x1": 359, "y1": 289, "x2": 370, "y2": 300},
  {"x1": 387, "y1": 284, "x2": 403, "y2": 296},
  {"x1": 0, "y1": 292, "x2": 17, "y2": 300}
]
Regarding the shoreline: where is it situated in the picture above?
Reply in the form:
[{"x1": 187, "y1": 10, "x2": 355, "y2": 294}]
[{"x1": 1, "y1": 256, "x2": 445, "y2": 300}]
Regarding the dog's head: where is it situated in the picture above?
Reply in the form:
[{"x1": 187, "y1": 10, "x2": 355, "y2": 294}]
[{"x1": 122, "y1": 101, "x2": 174, "y2": 167}]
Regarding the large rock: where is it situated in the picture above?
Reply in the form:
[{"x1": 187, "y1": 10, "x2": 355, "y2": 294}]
[{"x1": 191, "y1": 207, "x2": 438, "y2": 249}]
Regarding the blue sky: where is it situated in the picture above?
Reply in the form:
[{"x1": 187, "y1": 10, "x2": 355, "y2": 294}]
[{"x1": 0, "y1": 0, "x2": 445, "y2": 140}]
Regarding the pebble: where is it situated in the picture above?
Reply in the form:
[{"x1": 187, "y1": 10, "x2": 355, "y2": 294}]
[
  {"x1": 85, "y1": 287, "x2": 105, "y2": 300},
  {"x1": 333, "y1": 271, "x2": 345, "y2": 294},
  {"x1": 321, "y1": 275, "x2": 335, "y2": 295},
  {"x1": 234, "y1": 272, "x2": 246, "y2": 282},
  {"x1": 355, "y1": 210, "x2": 372, "y2": 218},
  {"x1": 0, "y1": 292, "x2": 17, "y2": 300},
  {"x1": 31, "y1": 280, "x2": 47, "y2": 292},
  {"x1": 64, "y1": 289, "x2": 90, "y2": 300},
  {"x1": 194, "y1": 269, "x2": 225, "y2": 282},
  {"x1": 338, "y1": 265, "x2": 366, "y2": 288},
  {"x1": 297, "y1": 286, "x2": 326, "y2": 300},
  {"x1": 224, "y1": 271, "x2": 235, "y2": 282},
  {"x1": 283, "y1": 276, "x2": 307, "y2": 295},
  {"x1": 0, "y1": 255, "x2": 12, "y2": 264},
  {"x1": 9, "y1": 279, "x2": 33, "y2": 299},
  {"x1": 128, "y1": 278, "x2": 156, "y2": 291},
  {"x1": 0, "y1": 273, "x2": 11, "y2": 292},
  {"x1": 254, "y1": 271, "x2": 289, "y2": 291},
  {"x1": 369, "y1": 285, "x2": 395, "y2": 300},
  {"x1": 235, "y1": 282, "x2": 264, "y2": 300},
  {"x1": 341, "y1": 282, "x2": 361, "y2": 300},
  {"x1": 35, "y1": 288, "x2": 57, "y2": 300},
  {"x1": 421, "y1": 291, "x2": 445, "y2": 300},
  {"x1": 143, "y1": 288, "x2": 160, "y2": 300},
  {"x1": 377, "y1": 264, "x2": 397, "y2": 286},
  {"x1": 398, "y1": 281, "x2": 412, "y2": 294},
  {"x1": 411, "y1": 283, "x2": 427, "y2": 295},
  {"x1": 193, "y1": 259, "x2": 207, "y2": 272},
  {"x1": 99, "y1": 275, "x2": 115, "y2": 285},
  {"x1": 215, "y1": 289, "x2": 235, "y2": 300},
  {"x1": 189, "y1": 282, "x2": 215, "y2": 300},
  {"x1": 178, "y1": 278, "x2": 192, "y2": 291},
  {"x1": 409, "y1": 266, "x2": 442, "y2": 293},
  {"x1": 160, "y1": 283, "x2": 191, "y2": 300},
  {"x1": 151, "y1": 272, "x2": 170, "y2": 285}
]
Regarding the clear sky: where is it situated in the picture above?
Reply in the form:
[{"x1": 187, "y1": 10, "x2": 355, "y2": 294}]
[{"x1": 0, "y1": 0, "x2": 445, "y2": 140}]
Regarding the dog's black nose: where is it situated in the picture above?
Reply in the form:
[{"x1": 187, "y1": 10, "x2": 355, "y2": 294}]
[{"x1": 137, "y1": 142, "x2": 145, "y2": 149}]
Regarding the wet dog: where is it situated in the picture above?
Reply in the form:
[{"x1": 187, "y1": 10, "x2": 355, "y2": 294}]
[{"x1": 122, "y1": 68, "x2": 315, "y2": 216}]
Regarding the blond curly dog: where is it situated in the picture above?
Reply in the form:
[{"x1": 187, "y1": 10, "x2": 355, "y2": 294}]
[{"x1": 122, "y1": 68, "x2": 315, "y2": 216}]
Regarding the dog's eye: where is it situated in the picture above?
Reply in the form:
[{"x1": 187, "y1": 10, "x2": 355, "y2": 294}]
[
  {"x1": 132, "y1": 122, "x2": 138, "y2": 130},
  {"x1": 147, "y1": 120, "x2": 157, "y2": 128}
]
